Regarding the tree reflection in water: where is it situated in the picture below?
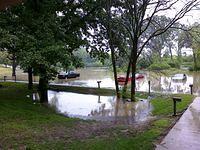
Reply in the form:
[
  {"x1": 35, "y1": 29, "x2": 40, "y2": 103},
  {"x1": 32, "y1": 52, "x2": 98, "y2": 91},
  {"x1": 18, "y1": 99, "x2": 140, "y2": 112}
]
[{"x1": 48, "y1": 90, "x2": 153, "y2": 125}]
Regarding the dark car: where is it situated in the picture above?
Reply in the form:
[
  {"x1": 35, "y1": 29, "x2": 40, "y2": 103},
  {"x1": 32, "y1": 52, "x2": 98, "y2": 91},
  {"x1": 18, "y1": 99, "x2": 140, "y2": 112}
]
[
  {"x1": 58, "y1": 71, "x2": 68, "y2": 79},
  {"x1": 66, "y1": 71, "x2": 80, "y2": 78}
]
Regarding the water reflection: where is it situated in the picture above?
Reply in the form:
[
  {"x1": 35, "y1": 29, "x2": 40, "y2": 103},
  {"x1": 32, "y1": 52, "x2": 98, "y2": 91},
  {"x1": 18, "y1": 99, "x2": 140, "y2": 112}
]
[
  {"x1": 193, "y1": 73, "x2": 200, "y2": 96},
  {"x1": 53, "y1": 67, "x2": 200, "y2": 95},
  {"x1": 48, "y1": 90, "x2": 153, "y2": 124},
  {"x1": 54, "y1": 67, "x2": 115, "y2": 89}
]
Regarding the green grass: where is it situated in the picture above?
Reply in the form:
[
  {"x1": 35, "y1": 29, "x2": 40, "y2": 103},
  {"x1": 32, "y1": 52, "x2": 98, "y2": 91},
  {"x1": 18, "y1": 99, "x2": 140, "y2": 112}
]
[
  {"x1": 0, "y1": 82, "x2": 195, "y2": 149},
  {"x1": 0, "y1": 82, "x2": 79, "y2": 149},
  {"x1": 151, "y1": 94, "x2": 194, "y2": 115},
  {"x1": 50, "y1": 84, "x2": 149, "y2": 99},
  {"x1": 49, "y1": 84, "x2": 116, "y2": 96}
]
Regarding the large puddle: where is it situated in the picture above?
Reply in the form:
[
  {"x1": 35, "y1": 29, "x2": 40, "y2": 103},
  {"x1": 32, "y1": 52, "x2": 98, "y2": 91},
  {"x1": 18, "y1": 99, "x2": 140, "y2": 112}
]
[
  {"x1": 53, "y1": 67, "x2": 200, "y2": 95},
  {"x1": 48, "y1": 90, "x2": 153, "y2": 124}
]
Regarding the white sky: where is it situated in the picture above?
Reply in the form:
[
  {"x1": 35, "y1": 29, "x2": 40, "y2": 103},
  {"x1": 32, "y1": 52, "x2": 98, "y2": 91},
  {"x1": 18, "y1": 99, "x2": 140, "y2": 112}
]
[
  {"x1": 157, "y1": 0, "x2": 200, "y2": 55},
  {"x1": 162, "y1": 0, "x2": 200, "y2": 25}
]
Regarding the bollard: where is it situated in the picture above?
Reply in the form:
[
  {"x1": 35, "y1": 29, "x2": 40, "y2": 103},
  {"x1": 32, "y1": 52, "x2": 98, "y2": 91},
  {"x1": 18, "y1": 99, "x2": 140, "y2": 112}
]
[
  {"x1": 98, "y1": 95, "x2": 101, "y2": 103},
  {"x1": 189, "y1": 84, "x2": 193, "y2": 95},
  {"x1": 13, "y1": 75, "x2": 16, "y2": 82},
  {"x1": 172, "y1": 97, "x2": 182, "y2": 116},
  {"x1": 148, "y1": 80, "x2": 151, "y2": 96},
  {"x1": 3, "y1": 76, "x2": 7, "y2": 82},
  {"x1": 97, "y1": 81, "x2": 101, "y2": 89}
]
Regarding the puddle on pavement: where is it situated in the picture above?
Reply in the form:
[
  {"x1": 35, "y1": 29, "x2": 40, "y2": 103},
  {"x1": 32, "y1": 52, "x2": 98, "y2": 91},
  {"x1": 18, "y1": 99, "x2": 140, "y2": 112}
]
[{"x1": 48, "y1": 90, "x2": 153, "y2": 124}]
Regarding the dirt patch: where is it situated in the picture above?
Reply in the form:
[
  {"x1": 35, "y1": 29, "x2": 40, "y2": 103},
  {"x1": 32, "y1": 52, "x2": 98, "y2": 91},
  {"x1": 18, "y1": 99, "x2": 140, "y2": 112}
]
[
  {"x1": 70, "y1": 119, "x2": 155, "y2": 141},
  {"x1": 26, "y1": 119, "x2": 156, "y2": 145}
]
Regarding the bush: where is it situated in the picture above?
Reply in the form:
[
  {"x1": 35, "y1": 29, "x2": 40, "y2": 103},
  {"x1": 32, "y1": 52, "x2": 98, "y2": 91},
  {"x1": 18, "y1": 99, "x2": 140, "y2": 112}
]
[
  {"x1": 167, "y1": 61, "x2": 180, "y2": 69},
  {"x1": 149, "y1": 62, "x2": 171, "y2": 71},
  {"x1": 189, "y1": 66, "x2": 194, "y2": 71}
]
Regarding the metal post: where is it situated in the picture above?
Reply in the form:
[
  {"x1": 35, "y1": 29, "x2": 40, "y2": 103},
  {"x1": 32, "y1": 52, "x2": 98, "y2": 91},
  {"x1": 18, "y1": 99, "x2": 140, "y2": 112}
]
[
  {"x1": 13, "y1": 75, "x2": 16, "y2": 82},
  {"x1": 3, "y1": 76, "x2": 7, "y2": 82},
  {"x1": 148, "y1": 80, "x2": 151, "y2": 96},
  {"x1": 97, "y1": 81, "x2": 101, "y2": 89},
  {"x1": 172, "y1": 97, "x2": 182, "y2": 116},
  {"x1": 173, "y1": 100, "x2": 176, "y2": 116},
  {"x1": 98, "y1": 95, "x2": 101, "y2": 103},
  {"x1": 189, "y1": 84, "x2": 193, "y2": 95}
]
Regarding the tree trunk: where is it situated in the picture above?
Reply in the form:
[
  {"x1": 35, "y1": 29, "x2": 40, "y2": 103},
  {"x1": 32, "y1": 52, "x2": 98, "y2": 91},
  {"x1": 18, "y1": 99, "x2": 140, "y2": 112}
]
[
  {"x1": 122, "y1": 60, "x2": 131, "y2": 97},
  {"x1": 193, "y1": 52, "x2": 197, "y2": 71},
  {"x1": 28, "y1": 67, "x2": 33, "y2": 89},
  {"x1": 107, "y1": 0, "x2": 120, "y2": 98},
  {"x1": 129, "y1": 37, "x2": 138, "y2": 101},
  {"x1": 110, "y1": 43, "x2": 120, "y2": 98},
  {"x1": 38, "y1": 66, "x2": 48, "y2": 103},
  {"x1": 131, "y1": 62, "x2": 136, "y2": 101},
  {"x1": 39, "y1": 77, "x2": 48, "y2": 103},
  {"x1": 12, "y1": 57, "x2": 17, "y2": 77},
  {"x1": 177, "y1": 45, "x2": 182, "y2": 62},
  {"x1": 169, "y1": 44, "x2": 173, "y2": 60}
]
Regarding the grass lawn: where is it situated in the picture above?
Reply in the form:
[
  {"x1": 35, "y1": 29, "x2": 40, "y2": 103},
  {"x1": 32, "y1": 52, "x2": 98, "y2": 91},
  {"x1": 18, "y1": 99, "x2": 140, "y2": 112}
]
[
  {"x1": 0, "y1": 66, "x2": 12, "y2": 76},
  {"x1": 0, "y1": 82, "x2": 195, "y2": 149}
]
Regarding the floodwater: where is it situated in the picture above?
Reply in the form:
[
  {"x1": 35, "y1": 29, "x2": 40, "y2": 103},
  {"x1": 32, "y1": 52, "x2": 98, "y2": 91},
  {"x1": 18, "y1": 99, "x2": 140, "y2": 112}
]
[
  {"x1": 54, "y1": 67, "x2": 115, "y2": 89},
  {"x1": 48, "y1": 90, "x2": 153, "y2": 124},
  {"x1": 53, "y1": 67, "x2": 200, "y2": 95}
]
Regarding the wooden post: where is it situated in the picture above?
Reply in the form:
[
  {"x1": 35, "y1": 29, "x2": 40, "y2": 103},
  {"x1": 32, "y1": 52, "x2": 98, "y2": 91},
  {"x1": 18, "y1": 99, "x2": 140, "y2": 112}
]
[
  {"x1": 97, "y1": 81, "x2": 101, "y2": 89},
  {"x1": 13, "y1": 75, "x2": 16, "y2": 82},
  {"x1": 189, "y1": 84, "x2": 193, "y2": 95},
  {"x1": 148, "y1": 80, "x2": 151, "y2": 96},
  {"x1": 172, "y1": 97, "x2": 182, "y2": 116},
  {"x1": 4, "y1": 76, "x2": 7, "y2": 82}
]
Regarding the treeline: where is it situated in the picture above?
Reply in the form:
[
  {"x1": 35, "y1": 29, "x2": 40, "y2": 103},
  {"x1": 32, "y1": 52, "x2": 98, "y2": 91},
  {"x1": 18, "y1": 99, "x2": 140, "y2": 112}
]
[{"x1": 0, "y1": 0, "x2": 200, "y2": 102}]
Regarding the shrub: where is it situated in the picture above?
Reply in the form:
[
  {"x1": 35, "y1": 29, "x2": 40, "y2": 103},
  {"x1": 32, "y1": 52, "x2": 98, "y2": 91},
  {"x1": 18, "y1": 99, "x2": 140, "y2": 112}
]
[
  {"x1": 149, "y1": 62, "x2": 171, "y2": 71},
  {"x1": 167, "y1": 61, "x2": 180, "y2": 69}
]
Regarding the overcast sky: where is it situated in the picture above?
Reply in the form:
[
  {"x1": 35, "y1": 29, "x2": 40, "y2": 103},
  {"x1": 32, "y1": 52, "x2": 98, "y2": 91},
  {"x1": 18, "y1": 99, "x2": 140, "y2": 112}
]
[{"x1": 165, "y1": 0, "x2": 200, "y2": 25}]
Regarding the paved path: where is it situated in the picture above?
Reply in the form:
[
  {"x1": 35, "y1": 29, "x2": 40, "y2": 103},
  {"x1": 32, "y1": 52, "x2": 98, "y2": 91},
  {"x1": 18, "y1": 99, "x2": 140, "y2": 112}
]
[{"x1": 156, "y1": 97, "x2": 200, "y2": 150}]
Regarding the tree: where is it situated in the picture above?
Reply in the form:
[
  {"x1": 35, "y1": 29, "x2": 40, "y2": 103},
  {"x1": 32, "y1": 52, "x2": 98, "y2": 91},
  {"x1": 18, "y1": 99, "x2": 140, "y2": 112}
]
[
  {"x1": 109, "y1": 0, "x2": 199, "y2": 101},
  {"x1": 145, "y1": 16, "x2": 182, "y2": 61},
  {"x1": 0, "y1": 8, "x2": 21, "y2": 76},
  {"x1": 0, "y1": 0, "x2": 99, "y2": 102},
  {"x1": 189, "y1": 24, "x2": 200, "y2": 71},
  {"x1": 83, "y1": 0, "x2": 130, "y2": 98},
  {"x1": 0, "y1": 51, "x2": 11, "y2": 66},
  {"x1": 18, "y1": 0, "x2": 84, "y2": 102}
]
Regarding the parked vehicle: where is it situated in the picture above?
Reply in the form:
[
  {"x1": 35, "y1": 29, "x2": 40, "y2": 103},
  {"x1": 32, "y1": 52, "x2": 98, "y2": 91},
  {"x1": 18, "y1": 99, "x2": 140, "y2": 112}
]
[
  {"x1": 172, "y1": 74, "x2": 187, "y2": 81},
  {"x1": 66, "y1": 71, "x2": 80, "y2": 78},
  {"x1": 117, "y1": 73, "x2": 144, "y2": 82},
  {"x1": 117, "y1": 76, "x2": 131, "y2": 82},
  {"x1": 58, "y1": 71, "x2": 80, "y2": 79},
  {"x1": 58, "y1": 71, "x2": 68, "y2": 79}
]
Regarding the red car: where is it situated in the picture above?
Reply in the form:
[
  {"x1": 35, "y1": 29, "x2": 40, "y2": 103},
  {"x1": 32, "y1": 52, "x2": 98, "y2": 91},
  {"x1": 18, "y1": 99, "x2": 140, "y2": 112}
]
[{"x1": 117, "y1": 73, "x2": 144, "y2": 82}]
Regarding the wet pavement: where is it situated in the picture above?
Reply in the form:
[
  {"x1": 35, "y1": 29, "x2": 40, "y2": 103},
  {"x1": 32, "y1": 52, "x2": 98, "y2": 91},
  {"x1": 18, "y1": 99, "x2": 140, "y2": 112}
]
[
  {"x1": 48, "y1": 90, "x2": 153, "y2": 124},
  {"x1": 156, "y1": 97, "x2": 200, "y2": 150}
]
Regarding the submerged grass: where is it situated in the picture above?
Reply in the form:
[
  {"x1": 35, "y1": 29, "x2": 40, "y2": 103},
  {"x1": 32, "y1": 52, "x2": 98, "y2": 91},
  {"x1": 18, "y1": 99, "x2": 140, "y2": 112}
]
[
  {"x1": 49, "y1": 84, "x2": 148, "y2": 99},
  {"x1": 0, "y1": 82, "x2": 195, "y2": 149}
]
